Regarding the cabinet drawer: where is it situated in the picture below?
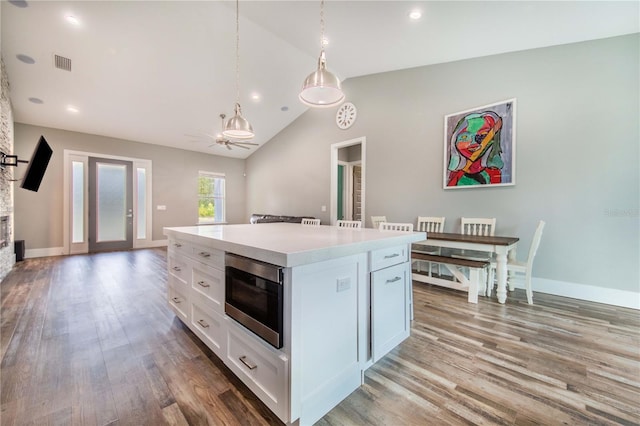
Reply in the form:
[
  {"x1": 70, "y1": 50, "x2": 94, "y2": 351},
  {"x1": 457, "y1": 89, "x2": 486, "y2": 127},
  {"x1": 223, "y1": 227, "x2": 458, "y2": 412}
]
[
  {"x1": 168, "y1": 255, "x2": 189, "y2": 283},
  {"x1": 190, "y1": 244, "x2": 224, "y2": 269},
  {"x1": 192, "y1": 263, "x2": 224, "y2": 313},
  {"x1": 371, "y1": 262, "x2": 409, "y2": 362},
  {"x1": 191, "y1": 299, "x2": 225, "y2": 357},
  {"x1": 370, "y1": 244, "x2": 408, "y2": 271},
  {"x1": 168, "y1": 239, "x2": 191, "y2": 256},
  {"x1": 168, "y1": 277, "x2": 190, "y2": 322},
  {"x1": 226, "y1": 322, "x2": 288, "y2": 418}
]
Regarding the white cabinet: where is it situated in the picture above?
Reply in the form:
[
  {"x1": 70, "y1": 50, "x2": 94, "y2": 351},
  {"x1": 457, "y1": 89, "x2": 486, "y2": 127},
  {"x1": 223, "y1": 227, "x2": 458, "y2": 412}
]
[
  {"x1": 370, "y1": 244, "x2": 408, "y2": 271},
  {"x1": 165, "y1": 233, "x2": 415, "y2": 426},
  {"x1": 167, "y1": 239, "x2": 225, "y2": 357},
  {"x1": 191, "y1": 297, "x2": 225, "y2": 357},
  {"x1": 168, "y1": 254, "x2": 189, "y2": 284},
  {"x1": 168, "y1": 273, "x2": 190, "y2": 322},
  {"x1": 191, "y1": 262, "x2": 224, "y2": 312},
  {"x1": 226, "y1": 320, "x2": 289, "y2": 420},
  {"x1": 369, "y1": 245, "x2": 411, "y2": 362},
  {"x1": 167, "y1": 238, "x2": 288, "y2": 419}
]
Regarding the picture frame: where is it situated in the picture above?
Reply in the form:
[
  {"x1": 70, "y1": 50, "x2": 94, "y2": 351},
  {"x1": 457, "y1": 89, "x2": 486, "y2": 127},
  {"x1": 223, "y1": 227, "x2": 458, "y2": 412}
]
[{"x1": 443, "y1": 98, "x2": 516, "y2": 189}]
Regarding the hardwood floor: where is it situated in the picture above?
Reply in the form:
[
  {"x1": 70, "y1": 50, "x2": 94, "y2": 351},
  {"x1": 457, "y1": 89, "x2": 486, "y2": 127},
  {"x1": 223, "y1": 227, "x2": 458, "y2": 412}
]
[{"x1": 1, "y1": 249, "x2": 638, "y2": 425}]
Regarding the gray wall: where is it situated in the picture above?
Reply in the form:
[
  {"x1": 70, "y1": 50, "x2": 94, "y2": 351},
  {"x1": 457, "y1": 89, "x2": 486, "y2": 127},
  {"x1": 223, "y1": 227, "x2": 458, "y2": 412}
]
[
  {"x1": 246, "y1": 34, "x2": 639, "y2": 293},
  {"x1": 13, "y1": 124, "x2": 246, "y2": 249}
]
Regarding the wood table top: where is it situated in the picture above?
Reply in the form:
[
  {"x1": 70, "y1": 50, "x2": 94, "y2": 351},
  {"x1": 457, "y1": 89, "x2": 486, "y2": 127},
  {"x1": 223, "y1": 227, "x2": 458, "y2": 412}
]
[{"x1": 423, "y1": 232, "x2": 519, "y2": 246}]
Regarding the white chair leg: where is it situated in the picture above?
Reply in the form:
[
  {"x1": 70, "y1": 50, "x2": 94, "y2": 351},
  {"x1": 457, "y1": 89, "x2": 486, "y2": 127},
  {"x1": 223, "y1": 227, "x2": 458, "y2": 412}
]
[
  {"x1": 508, "y1": 271, "x2": 516, "y2": 291},
  {"x1": 525, "y1": 274, "x2": 533, "y2": 305}
]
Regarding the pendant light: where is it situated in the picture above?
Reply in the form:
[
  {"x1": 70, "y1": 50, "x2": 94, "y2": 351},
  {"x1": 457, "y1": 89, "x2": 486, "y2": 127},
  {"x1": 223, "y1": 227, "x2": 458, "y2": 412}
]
[
  {"x1": 223, "y1": 0, "x2": 254, "y2": 139},
  {"x1": 299, "y1": 0, "x2": 345, "y2": 108}
]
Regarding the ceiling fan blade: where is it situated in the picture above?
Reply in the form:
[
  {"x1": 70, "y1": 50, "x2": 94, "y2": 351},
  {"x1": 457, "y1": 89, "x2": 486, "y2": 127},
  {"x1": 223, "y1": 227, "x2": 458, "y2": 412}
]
[
  {"x1": 226, "y1": 144, "x2": 232, "y2": 150},
  {"x1": 231, "y1": 142, "x2": 258, "y2": 146}
]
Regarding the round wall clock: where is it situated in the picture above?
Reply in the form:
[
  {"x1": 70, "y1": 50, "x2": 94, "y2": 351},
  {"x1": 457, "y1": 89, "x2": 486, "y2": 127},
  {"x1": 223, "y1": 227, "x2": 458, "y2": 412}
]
[{"x1": 336, "y1": 102, "x2": 357, "y2": 129}]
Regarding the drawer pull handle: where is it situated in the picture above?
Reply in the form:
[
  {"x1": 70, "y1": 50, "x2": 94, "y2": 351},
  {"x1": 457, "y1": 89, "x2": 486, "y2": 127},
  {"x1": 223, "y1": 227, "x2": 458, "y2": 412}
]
[
  {"x1": 239, "y1": 355, "x2": 257, "y2": 370},
  {"x1": 197, "y1": 280, "x2": 210, "y2": 288},
  {"x1": 386, "y1": 276, "x2": 402, "y2": 284},
  {"x1": 199, "y1": 252, "x2": 211, "y2": 258},
  {"x1": 172, "y1": 297, "x2": 181, "y2": 304},
  {"x1": 172, "y1": 266, "x2": 181, "y2": 272},
  {"x1": 197, "y1": 319, "x2": 209, "y2": 328},
  {"x1": 384, "y1": 253, "x2": 400, "y2": 259},
  {"x1": 173, "y1": 243, "x2": 182, "y2": 248}
]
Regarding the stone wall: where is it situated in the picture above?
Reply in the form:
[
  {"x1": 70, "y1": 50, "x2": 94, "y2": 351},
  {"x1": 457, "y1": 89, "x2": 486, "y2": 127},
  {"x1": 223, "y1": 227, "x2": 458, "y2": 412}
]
[{"x1": 0, "y1": 57, "x2": 16, "y2": 280}]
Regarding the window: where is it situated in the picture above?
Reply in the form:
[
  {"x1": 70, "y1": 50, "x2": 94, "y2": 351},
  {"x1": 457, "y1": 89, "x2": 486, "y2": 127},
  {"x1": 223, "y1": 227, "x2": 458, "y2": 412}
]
[
  {"x1": 198, "y1": 172, "x2": 225, "y2": 224},
  {"x1": 71, "y1": 161, "x2": 85, "y2": 243},
  {"x1": 136, "y1": 167, "x2": 146, "y2": 239}
]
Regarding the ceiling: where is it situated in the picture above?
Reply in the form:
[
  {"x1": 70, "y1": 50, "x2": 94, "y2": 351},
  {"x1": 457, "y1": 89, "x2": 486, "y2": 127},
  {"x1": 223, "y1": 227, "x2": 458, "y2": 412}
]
[{"x1": 2, "y1": 1, "x2": 638, "y2": 159}]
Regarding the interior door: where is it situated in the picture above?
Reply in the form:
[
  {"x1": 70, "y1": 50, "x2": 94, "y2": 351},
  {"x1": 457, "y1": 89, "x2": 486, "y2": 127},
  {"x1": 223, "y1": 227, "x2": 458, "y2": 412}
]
[{"x1": 88, "y1": 157, "x2": 133, "y2": 252}]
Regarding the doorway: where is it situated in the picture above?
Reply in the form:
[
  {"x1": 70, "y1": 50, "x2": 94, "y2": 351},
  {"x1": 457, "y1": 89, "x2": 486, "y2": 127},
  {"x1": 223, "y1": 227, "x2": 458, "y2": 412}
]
[
  {"x1": 62, "y1": 150, "x2": 153, "y2": 255},
  {"x1": 88, "y1": 157, "x2": 133, "y2": 252},
  {"x1": 330, "y1": 137, "x2": 366, "y2": 226}
]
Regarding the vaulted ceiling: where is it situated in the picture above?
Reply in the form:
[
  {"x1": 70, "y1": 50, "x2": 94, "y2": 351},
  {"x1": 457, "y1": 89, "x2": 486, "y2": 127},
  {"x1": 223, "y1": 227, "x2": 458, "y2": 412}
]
[{"x1": 2, "y1": 1, "x2": 638, "y2": 159}]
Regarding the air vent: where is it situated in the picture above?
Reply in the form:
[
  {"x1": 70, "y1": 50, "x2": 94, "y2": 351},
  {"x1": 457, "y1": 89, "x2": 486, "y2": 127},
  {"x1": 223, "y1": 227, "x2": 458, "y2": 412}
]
[{"x1": 54, "y1": 54, "x2": 72, "y2": 72}]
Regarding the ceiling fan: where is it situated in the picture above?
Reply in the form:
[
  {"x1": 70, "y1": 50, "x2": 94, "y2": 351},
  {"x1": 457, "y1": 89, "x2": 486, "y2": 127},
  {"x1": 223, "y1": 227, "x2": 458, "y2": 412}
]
[{"x1": 210, "y1": 114, "x2": 258, "y2": 150}]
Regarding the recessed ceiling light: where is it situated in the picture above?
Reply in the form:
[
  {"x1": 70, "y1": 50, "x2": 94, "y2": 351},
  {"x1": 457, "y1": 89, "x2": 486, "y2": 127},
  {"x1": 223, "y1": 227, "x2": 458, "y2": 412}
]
[
  {"x1": 409, "y1": 9, "x2": 422, "y2": 20},
  {"x1": 251, "y1": 93, "x2": 261, "y2": 101},
  {"x1": 16, "y1": 54, "x2": 35, "y2": 64},
  {"x1": 281, "y1": 106, "x2": 289, "y2": 112},
  {"x1": 28, "y1": 97, "x2": 43, "y2": 104},
  {"x1": 66, "y1": 105, "x2": 79, "y2": 113},
  {"x1": 65, "y1": 14, "x2": 80, "y2": 26}
]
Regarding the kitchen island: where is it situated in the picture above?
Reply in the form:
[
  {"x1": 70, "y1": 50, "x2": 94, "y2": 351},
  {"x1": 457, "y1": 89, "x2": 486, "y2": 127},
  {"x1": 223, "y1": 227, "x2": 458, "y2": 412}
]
[{"x1": 163, "y1": 223, "x2": 425, "y2": 425}]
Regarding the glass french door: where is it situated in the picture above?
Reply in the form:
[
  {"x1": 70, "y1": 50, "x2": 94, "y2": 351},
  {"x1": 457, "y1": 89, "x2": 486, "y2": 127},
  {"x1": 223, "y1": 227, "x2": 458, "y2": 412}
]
[{"x1": 88, "y1": 157, "x2": 133, "y2": 252}]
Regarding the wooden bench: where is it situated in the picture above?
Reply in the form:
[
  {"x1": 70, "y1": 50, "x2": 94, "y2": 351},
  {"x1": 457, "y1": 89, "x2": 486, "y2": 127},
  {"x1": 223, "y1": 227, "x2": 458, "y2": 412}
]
[{"x1": 411, "y1": 252, "x2": 489, "y2": 303}]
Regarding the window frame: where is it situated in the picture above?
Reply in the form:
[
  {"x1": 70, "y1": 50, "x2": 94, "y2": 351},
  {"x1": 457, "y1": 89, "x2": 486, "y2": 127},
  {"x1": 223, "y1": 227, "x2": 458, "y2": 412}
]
[{"x1": 198, "y1": 171, "x2": 226, "y2": 224}]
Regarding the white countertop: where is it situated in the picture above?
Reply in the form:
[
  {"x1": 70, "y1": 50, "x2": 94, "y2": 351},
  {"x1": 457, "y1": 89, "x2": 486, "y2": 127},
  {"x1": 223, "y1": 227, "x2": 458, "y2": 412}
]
[{"x1": 164, "y1": 223, "x2": 426, "y2": 267}]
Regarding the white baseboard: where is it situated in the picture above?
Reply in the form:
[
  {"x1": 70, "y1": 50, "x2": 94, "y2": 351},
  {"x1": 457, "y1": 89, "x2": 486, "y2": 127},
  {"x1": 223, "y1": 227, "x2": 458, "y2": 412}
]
[
  {"x1": 25, "y1": 247, "x2": 64, "y2": 259},
  {"x1": 25, "y1": 240, "x2": 169, "y2": 259},
  {"x1": 522, "y1": 277, "x2": 640, "y2": 310},
  {"x1": 135, "y1": 239, "x2": 168, "y2": 249}
]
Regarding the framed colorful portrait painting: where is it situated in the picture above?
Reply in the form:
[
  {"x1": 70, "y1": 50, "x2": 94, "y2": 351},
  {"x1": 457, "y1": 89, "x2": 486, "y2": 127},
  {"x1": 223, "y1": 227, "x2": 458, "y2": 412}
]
[{"x1": 443, "y1": 98, "x2": 516, "y2": 189}]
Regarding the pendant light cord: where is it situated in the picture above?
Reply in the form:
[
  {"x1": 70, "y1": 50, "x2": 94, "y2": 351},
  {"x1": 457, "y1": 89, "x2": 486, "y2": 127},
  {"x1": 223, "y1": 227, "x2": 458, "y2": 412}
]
[
  {"x1": 235, "y1": 0, "x2": 240, "y2": 105},
  {"x1": 320, "y1": 0, "x2": 325, "y2": 50}
]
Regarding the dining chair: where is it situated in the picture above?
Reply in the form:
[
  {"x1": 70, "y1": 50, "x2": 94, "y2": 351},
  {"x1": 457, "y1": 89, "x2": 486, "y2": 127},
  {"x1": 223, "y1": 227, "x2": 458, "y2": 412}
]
[
  {"x1": 414, "y1": 217, "x2": 446, "y2": 276},
  {"x1": 370, "y1": 215, "x2": 387, "y2": 229},
  {"x1": 336, "y1": 220, "x2": 362, "y2": 228},
  {"x1": 461, "y1": 217, "x2": 496, "y2": 236},
  {"x1": 301, "y1": 218, "x2": 321, "y2": 226},
  {"x1": 458, "y1": 217, "x2": 497, "y2": 259},
  {"x1": 379, "y1": 222, "x2": 414, "y2": 232},
  {"x1": 487, "y1": 220, "x2": 546, "y2": 304},
  {"x1": 417, "y1": 216, "x2": 445, "y2": 233}
]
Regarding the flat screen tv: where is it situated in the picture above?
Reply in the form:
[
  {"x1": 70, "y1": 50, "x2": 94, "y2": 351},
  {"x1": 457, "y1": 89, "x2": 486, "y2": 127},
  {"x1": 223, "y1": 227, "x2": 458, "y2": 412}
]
[{"x1": 20, "y1": 135, "x2": 53, "y2": 192}]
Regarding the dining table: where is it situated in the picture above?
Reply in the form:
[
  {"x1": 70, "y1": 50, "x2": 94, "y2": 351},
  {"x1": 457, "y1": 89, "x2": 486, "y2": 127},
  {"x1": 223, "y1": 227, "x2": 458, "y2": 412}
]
[{"x1": 414, "y1": 232, "x2": 519, "y2": 303}]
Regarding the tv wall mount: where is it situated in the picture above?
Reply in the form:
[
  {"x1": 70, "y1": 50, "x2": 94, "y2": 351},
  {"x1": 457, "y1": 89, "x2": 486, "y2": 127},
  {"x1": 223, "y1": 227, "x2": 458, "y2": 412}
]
[{"x1": 0, "y1": 152, "x2": 28, "y2": 169}]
